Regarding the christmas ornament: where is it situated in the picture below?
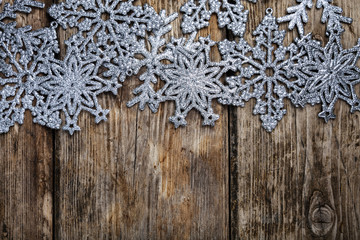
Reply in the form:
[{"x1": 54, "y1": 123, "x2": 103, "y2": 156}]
[
  {"x1": 0, "y1": 0, "x2": 359, "y2": 134},
  {"x1": 279, "y1": 0, "x2": 360, "y2": 123}
]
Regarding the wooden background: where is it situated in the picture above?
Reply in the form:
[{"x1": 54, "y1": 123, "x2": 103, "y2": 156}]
[{"x1": 1, "y1": 0, "x2": 360, "y2": 239}]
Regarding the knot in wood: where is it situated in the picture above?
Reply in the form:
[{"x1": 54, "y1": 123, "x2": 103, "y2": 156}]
[{"x1": 308, "y1": 191, "x2": 335, "y2": 237}]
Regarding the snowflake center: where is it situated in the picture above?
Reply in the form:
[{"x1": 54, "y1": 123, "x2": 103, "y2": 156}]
[
  {"x1": 186, "y1": 70, "x2": 203, "y2": 83},
  {"x1": 329, "y1": 69, "x2": 337, "y2": 77},
  {"x1": 324, "y1": 62, "x2": 340, "y2": 80},
  {"x1": 265, "y1": 67, "x2": 275, "y2": 77},
  {"x1": 101, "y1": 11, "x2": 111, "y2": 21},
  {"x1": 65, "y1": 72, "x2": 83, "y2": 90}
]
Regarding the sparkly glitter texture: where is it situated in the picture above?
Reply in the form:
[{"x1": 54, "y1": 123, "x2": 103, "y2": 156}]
[
  {"x1": 180, "y1": 0, "x2": 250, "y2": 37},
  {"x1": 1, "y1": 0, "x2": 360, "y2": 134},
  {"x1": 0, "y1": 23, "x2": 59, "y2": 133},
  {"x1": 219, "y1": 8, "x2": 309, "y2": 132}
]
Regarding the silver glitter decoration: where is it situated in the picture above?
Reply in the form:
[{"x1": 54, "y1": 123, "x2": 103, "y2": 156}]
[
  {"x1": 0, "y1": 0, "x2": 44, "y2": 21},
  {"x1": 48, "y1": 0, "x2": 164, "y2": 37},
  {"x1": 180, "y1": 0, "x2": 250, "y2": 37},
  {"x1": 126, "y1": 11, "x2": 178, "y2": 111},
  {"x1": 279, "y1": 0, "x2": 360, "y2": 122},
  {"x1": 0, "y1": 22, "x2": 59, "y2": 133},
  {"x1": 48, "y1": 0, "x2": 166, "y2": 83},
  {"x1": 1, "y1": 0, "x2": 360, "y2": 134},
  {"x1": 128, "y1": 17, "x2": 230, "y2": 127},
  {"x1": 290, "y1": 32, "x2": 360, "y2": 122},
  {"x1": 218, "y1": 8, "x2": 306, "y2": 132},
  {"x1": 158, "y1": 34, "x2": 229, "y2": 127},
  {"x1": 278, "y1": 0, "x2": 352, "y2": 37},
  {"x1": 31, "y1": 44, "x2": 121, "y2": 135},
  {"x1": 277, "y1": 0, "x2": 313, "y2": 37}
]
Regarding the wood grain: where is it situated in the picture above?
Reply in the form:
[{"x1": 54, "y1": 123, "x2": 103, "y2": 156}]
[
  {"x1": 0, "y1": 1, "x2": 54, "y2": 239},
  {"x1": 0, "y1": 0, "x2": 360, "y2": 239},
  {"x1": 232, "y1": 0, "x2": 360, "y2": 239},
  {"x1": 53, "y1": 0, "x2": 229, "y2": 239}
]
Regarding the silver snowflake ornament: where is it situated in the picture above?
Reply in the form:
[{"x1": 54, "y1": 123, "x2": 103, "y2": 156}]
[
  {"x1": 126, "y1": 11, "x2": 178, "y2": 111},
  {"x1": 48, "y1": 0, "x2": 166, "y2": 84},
  {"x1": 219, "y1": 8, "x2": 305, "y2": 132},
  {"x1": 48, "y1": 0, "x2": 163, "y2": 37},
  {"x1": 128, "y1": 29, "x2": 229, "y2": 127},
  {"x1": 158, "y1": 35, "x2": 229, "y2": 127},
  {"x1": 0, "y1": 23, "x2": 59, "y2": 133},
  {"x1": 180, "y1": 0, "x2": 250, "y2": 37},
  {"x1": 291, "y1": 32, "x2": 360, "y2": 122},
  {"x1": 32, "y1": 45, "x2": 121, "y2": 135}
]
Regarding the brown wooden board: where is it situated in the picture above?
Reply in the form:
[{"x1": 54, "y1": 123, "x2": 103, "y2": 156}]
[
  {"x1": 232, "y1": 0, "x2": 360, "y2": 239},
  {"x1": 0, "y1": 0, "x2": 359, "y2": 239},
  {"x1": 53, "y1": 0, "x2": 229, "y2": 238},
  {"x1": 0, "y1": 1, "x2": 54, "y2": 239}
]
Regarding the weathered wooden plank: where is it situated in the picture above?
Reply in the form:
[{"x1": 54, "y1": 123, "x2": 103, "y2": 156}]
[
  {"x1": 2, "y1": 0, "x2": 359, "y2": 239},
  {"x1": 0, "y1": 1, "x2": 54, "y2": 239},
  {"x1": 232, "y1": 0, "x2": 360, "y2": 239},
  {"x1": 54, "y1": 0, "x2": 229, "y2": 239}
]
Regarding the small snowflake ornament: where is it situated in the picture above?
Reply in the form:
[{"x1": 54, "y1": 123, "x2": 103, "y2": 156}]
[
  {"x1": 219, "y1": 8, "x2": 306, "y2": 132},
  {"x1": 158, "y1": 35, "x2": 230, "y2": 127},
  {"x1": 180, "y1": 0, "x2": 250, "y2": 37}
]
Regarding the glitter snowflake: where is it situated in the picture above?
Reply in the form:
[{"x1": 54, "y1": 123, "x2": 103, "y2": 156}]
[
  {"x1": 128, "y1": 28, "x2": 230, "y2": 127},
  {"x1": 0, "y1": 23, "x2": 59, "y2": 133},
  {"x1": 218, "y1": 8, "x2": 306, "y2": 132},
  {"x1": 31, "y1": 45, "x2": 121, "y2": 135},
  {"x1": 0, "y1": 0, "x2": 44, "y2": 21},
  {"x1": 180, "y1": 0, "x2": 250, "y2": 37},
  {"x1": 126, "y1": 11, "x2": 178, "y2": 112},
  {"x1": 48, "y1": 0, "x2": 165, "y2": 83},
  {"x1": 277, "y1": 0, "x2": 313, "y2": 37},
  {"x1": 158, "y1": 35, "x2": 229, "y2": 127},
  {"x1": 48, "y1": 0, "x2": 163, "y2": 36},
  {"x1": 279, "y1": 0, "x2": 360, "y2": 122},
  {"x1": 290, "y1": 32, "x2": 360, "y2": 122},
  {"x1": 278, "y1": 0, "x2": 352, "y2": 37}
]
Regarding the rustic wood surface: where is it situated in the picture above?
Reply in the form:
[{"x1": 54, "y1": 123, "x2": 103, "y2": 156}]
[{"x1": 1, "y1": 0, "x2": 360, "y2": 239}]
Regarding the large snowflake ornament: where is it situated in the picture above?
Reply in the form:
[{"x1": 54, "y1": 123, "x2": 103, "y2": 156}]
[
  {"x1": 31, "y1": 44, "x2": 121, "y2": 135},
  {"x1": 279, "y1": 0, "x2": 360, "y2": 122},
  {"x1": 180, "y1": 0, "x2": 251, "y2": 37},
  {"x1": 128, "y1": 29, "x2": 230, "y2": 127},
  {"x1": 0, "y1": 23, "x2": 59, "y2": 133},
  {"x1": 218, "y1": 8, "x2": 306, "y2": 132},
  {"x1": 290, "y1": 32, "x2": 360, "y2": 122}
]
